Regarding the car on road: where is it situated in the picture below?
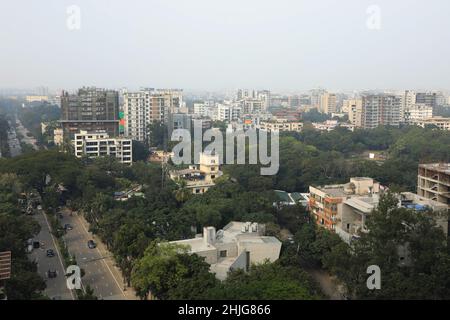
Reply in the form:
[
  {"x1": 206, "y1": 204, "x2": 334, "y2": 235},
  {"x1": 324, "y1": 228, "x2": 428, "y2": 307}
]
[
  {"x1": 64, "y1": 224, "x2": 73, "y2": 231},
  {"x1": 87, "y1": 240, "x2": 97, "y2": 249},
  {"x1": 46, "y1": 249, "x2": 55, "y2": 257},
  {"x1": 47, "y1": 269, "x2": 57, "y2": 278}
]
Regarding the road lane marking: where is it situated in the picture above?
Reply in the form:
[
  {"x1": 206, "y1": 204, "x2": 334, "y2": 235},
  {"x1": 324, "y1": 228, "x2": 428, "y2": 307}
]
[
  {"x1": 75, "y1": 214, "x2": 126, "y2": 298},
  {"x1": 41, "y1": 210, "x2": 75, "y2": 300}
]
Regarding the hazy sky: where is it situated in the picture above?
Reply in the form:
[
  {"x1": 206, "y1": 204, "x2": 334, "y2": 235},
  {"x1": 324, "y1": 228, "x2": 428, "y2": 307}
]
[{"x1": 1, "y1": 0, "x2": 450, "y2": 92}]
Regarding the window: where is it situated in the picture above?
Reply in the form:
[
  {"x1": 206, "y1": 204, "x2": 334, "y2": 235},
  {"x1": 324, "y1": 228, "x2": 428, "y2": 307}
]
[{"x1": 219, "y1": 250, "x2": 227, "y2": 258}]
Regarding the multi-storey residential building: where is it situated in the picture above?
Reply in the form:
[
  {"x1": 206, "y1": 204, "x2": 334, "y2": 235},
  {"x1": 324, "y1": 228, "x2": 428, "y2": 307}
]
[
  {"x1": 399, "y1": 90, "x2": 416, "y2": 122},
  {"x1": 310, "y1": 89, "x2": 327, "y2": 109},
  {"x1": 361, "y1": 94, "x2": 401, "y2": 129},
  {"x1": 404, "y1": 104, "x2": 433, "y2": 124},
  {"x1": 73, "y1": 130, "x2": 132, "y2": 164},
  {"x1": 309, "y1": 178, "x2": 381, "y2": 232},
  {"x1": 319, "y1": 92, "x2": 337, "y2": 114},
  {"x1": 310, "y1": 175, "x2": 449, "y2": 244},
  {"x1": 168, "y1": 113, "x2": 192, "y2": 137},
  {"x1": 417, "y1": 163, "x2": 450, "y2": 208},
  {"x1": 122, "y1": 88, "x2": 183, "y2": 142},
  {"x1": 236, "y1": 89, "x2": 270, "y2": 113},
  {"x1": 217, "y1": 104, "x2": 242, "y2": 122},
  {"x1": 258, "y1": 119, "x2": 303, "y2": 132},
  {"x1": 60, "y1": 87, "x2": 120, "y2": 139},
  {"x1": 193, "y1": 102, "x2": 205, "y2": 116},
  {"x1": 413, "y1": 117, "x2": 450, "y2": 131},
  {"x1": 168, "y1": 222, "x2": 282, "y2": 280},
  {"x1": 415, "y1": 92, "x2": 441, "y2": 108},
  {"x1": 344, "y1": 99, "x2": 363, "y2": 127},
  {"x1": 169, "y1": 152, "x2": 222, "y2": 194}
]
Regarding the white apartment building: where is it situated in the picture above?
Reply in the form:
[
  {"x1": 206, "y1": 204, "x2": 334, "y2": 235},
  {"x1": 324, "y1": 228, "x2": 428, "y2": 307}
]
[
  {"x1": 217, "y1": 104, "x2": 242, "y2": 122},
  {"x1": 361, "y1": 95, "x2": 401, "y2": 129},
  {"x1": 122, "y1": 89, "x2": 183, "y2": 142},
  {"x1": 404, "y1": 104, "x2": 433, "y2": 124},
  {"x1": 400, "y1": 90, "x2": 417, "y2": 122},
  {"x1": 169, "y1": 222, "x2": 282, "y2": 280},
  {"x1": 193, "y1": 103, "x2": 207, "y2": 117},
  {"x1": 73, "y1": 130, "x2": 132, "y2": 164}
]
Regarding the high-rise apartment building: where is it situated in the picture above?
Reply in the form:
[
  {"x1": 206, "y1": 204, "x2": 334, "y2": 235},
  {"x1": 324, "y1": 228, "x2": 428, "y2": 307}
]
[
  {"x1": 399, "y1": 90, "x2": 416, "y2": 121},
  {"x1": 122, "y1": 88, "x2": 183, "y2": 142},
  {"x1": 404, "y1": 104, "x2": 433, "y2": 124},
  {"x1": 217, "y1": 104, "x2": 242, "y2": 122},
  {"x1": 344, "y1": 99, "x2": 363, "y2": 127},
  {"x1": 60, "y1": 87, "x2": 120, "y2": 139},
  {"x1": 319, "y1": 93, "x2": 337, "y2": 114},
  {"x1": 361, "y1": 95, "x2": 401, "y2": 129}
]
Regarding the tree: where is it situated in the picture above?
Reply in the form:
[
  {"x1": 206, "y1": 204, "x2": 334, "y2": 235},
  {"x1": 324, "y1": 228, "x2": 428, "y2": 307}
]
[
  {"x1": 201, "y1": 262, "x2": 322, "y2": 300},
  {"x1": 173, "y1": 179, "x2": 191, "y2": 204},
  {"x1": 132, "y1": 140, "x2": 150, "y2": 162},
  {"x1": 131, "y1": 241, "x2": 211, "y2": 300},
  {"x1": 325, "y1": 193, "x2": 450, "y2": 299}
]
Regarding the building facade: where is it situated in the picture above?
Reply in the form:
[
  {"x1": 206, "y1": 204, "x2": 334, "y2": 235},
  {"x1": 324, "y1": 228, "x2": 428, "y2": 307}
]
[
  {"x1": 60, "y1": 87, "x2": 120, "y2": 139},
  {"x1": 413, "y1": 117, "x2": 450, "y2": 130},
  {"x1": 258, "y1": 119, "x2": 303, "y2": 132},
  {"x1": 74, "y1": 130, "x2": 132, "y2": 164},
  {"x1": 404, "y1": 104, "x2": 433, "y2": 124},
  {"x1": 122, "y1": 88, "x2": 183, "y2": 142},
  {"x1": 361, "y1": 95, "x2": 401, "y2": 129},
  {"x1": 417, "y1": 163, "x2": 450, "y2": 208},
  {"x1": 319, "y1": 93, "x2": 337, "y2": 114}
]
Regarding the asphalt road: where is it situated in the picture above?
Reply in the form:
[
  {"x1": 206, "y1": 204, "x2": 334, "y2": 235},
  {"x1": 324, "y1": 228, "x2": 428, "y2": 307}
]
[
  {"x1": 28, "y1": 210, "x2": 74, "y2": 300},
  {"x1": 15, "y1": 120, "x2": 39, "y2": 150},
  {"x1": 7, "y1": 121, "x2": 22, "y2": 157},
  {"x1": 61, "y1": 209, "x2": 128, "y2": 300}
]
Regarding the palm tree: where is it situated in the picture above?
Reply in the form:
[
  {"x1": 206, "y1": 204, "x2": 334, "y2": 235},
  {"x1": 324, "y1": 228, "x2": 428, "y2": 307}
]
[{"x1": 174, "y1": 179, "x2": 190, "y2": 203}]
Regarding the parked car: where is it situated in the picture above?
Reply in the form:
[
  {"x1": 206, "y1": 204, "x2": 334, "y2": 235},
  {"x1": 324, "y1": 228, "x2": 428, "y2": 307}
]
[
  {"x1": 87, "y1": 240, "x2": 97, "y2": 249},
  {"x1": 46, "y1": 249, "x2": 55, "y2": 257},
  {"x1": 33, "y1": 241, "x2": 40, "y2": 249},
  {"x1": 37, "y1": 205, "x2": 42, "y2": 211}
]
